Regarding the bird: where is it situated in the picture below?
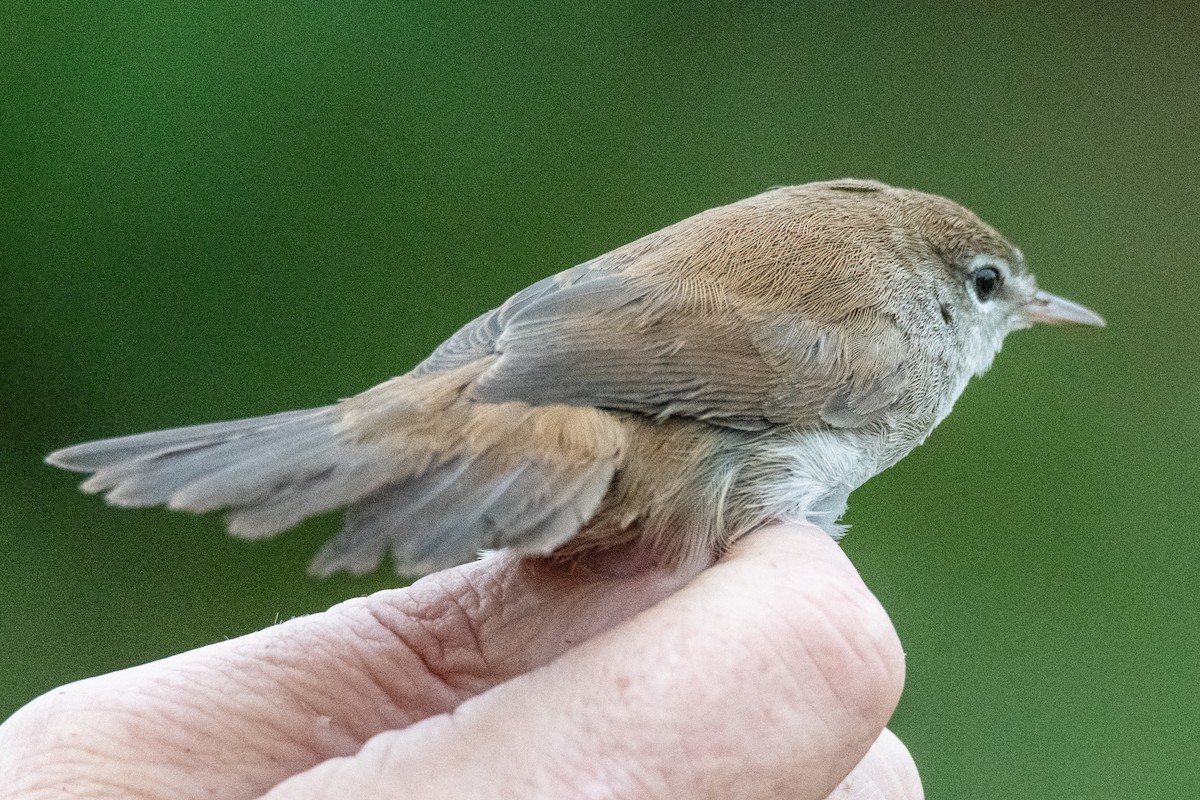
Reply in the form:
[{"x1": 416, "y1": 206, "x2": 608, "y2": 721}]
[{"x1": 46, "y1": 179, "x2": 1104, "y2": 577}]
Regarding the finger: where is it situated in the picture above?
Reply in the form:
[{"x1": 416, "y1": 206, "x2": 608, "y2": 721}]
[
  {"x1": 260, "y1": 524, "x2": 905, "y2": 800},
  {"x1": 827, "y1": 730, "x2": 923, "y2": 800},
  {"x1": 0, "y1": 547, "x2": 706, "y2": 800}
]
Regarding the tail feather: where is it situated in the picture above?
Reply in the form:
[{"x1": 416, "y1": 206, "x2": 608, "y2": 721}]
[
  {"x1": 48, "y1": 407, "x2": 401, "y2": 539},
  {"x1": 47, "y1": 409, "x2": 325, "y2": 471},
  {"x1": 396, "y1": 462, "x2": 539, "y2": 567},
  {"x1": 309, "y1": 456, "x2": 616, "y2": 576},
  {"x1": 167, "y1": 419, "x2": 358, "y2": 512},
  {"x1": 221, "y1": 448, "x2": 398, "y2": 539},
  {"x1": 47, "y1": 401, "x2": 623, "y2": 576},
  {"x1": 85, "y1": 442, "x2": 248, "y2": 508},
  {"x1": 481, "y1": 458, "x2": 605, "y2": 536}
]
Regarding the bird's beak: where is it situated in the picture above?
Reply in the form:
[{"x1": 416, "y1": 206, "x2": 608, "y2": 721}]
[{"x1": 1024, "y1": 290, "x2": 1106, "y2": 327}]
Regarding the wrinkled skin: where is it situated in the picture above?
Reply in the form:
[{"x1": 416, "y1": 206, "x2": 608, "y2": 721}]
[{"x1": 0, "y1": 525, "x2": 920, "y2": 800}]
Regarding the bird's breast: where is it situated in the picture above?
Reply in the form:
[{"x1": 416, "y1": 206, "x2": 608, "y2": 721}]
[{"x1": 745, "y1": 427, "x2": 895, "y2": 534}]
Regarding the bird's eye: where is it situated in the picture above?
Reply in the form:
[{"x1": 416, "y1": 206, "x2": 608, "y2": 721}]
[{"x1": 971, "y1": 266, "x2": 1002, "y2": 301}]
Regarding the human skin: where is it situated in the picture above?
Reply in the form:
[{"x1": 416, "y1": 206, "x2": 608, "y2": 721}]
[{"x1": 0, "y1": 524, "x2": 921, "y2": 799}]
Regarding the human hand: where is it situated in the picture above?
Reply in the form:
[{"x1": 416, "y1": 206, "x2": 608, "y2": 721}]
[{"x1": 0, "y1": 524, "x2": 919, "y2": 799}]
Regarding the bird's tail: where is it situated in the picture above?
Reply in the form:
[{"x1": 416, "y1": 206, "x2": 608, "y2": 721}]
[
  {"x1": 47, "y1": 406, "x2": 392, "y2": 538},
  {"x1": 47, "y1": 396, "x2": 624, "y2": 576}
]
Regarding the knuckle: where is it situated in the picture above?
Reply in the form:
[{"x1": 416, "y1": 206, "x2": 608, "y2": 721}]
[
  {"x1": 349, "y1": 572, "x2": 495, "y2": 691},
  {"x1": 767, "y1": 565, "x2": 906, "y2": 732}
]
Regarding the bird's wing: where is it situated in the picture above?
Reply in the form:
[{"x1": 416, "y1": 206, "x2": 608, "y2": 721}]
[{"x1": 417, "y1": 259, "x2": 911, "y2": 431}]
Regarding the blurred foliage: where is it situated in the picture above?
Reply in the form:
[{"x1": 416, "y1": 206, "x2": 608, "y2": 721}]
[{"x1": 3, "y1": 2, "x2": 1198, "y2": 797}]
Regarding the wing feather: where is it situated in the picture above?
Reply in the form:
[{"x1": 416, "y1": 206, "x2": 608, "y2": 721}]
[{"x1": 436, "y1": 261, "x2": 911, "y2": 431}]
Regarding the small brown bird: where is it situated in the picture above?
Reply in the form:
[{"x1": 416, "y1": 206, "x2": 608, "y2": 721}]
[{"x1": 48, "y1": 179, "x2": 1104, "y2": 576}]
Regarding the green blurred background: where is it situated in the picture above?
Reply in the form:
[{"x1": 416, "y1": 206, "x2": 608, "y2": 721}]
[{"x1": 3, "y1": 2, "x2": 1197, "y2": 796}]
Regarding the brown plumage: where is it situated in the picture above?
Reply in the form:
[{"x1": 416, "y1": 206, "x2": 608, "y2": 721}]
[{"x1": 47, "y1": 179, "x2": 1104, "y2": 576}]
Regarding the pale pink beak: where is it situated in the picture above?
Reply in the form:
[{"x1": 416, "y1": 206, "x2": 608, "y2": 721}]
[{"x1": 1024, "y1": 290, "x2": 1106, "y2": 327}]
